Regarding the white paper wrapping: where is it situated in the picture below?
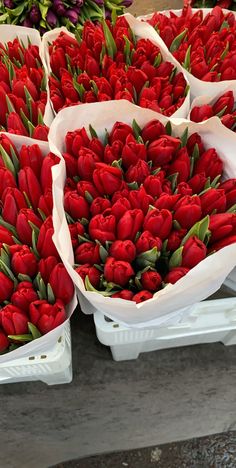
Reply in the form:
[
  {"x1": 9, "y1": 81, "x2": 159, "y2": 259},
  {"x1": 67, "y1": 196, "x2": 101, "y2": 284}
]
[
  {"x1": 0, "y1": 131, "x2": 77, "y2": 364},
  {"x1": 49, "y1": 100, "x2": 236, "y2": 328},
  {"x1": 0, "y1": 24, "x2": 53, "y2": 127},
  {"x1": 136, "y1": 9, "x2": 236, "y2": 101},
  {"x1": 40, "y1": 18, "x2": 190, "y2": 119}
]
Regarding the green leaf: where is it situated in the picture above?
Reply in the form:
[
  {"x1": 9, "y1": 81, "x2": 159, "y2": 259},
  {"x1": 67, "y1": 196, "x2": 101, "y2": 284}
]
[
  {"x1": 84, "y1": 191, "x2": 93, "y2": 204},
  {"x1": 47, "y1": 283, "x2": 55, "y2": 304},
  {"x1": 182, "y1": 45, "x2": 191, "y2": 71},
  {"x1": 227, "y1": 203, "x2": 236, "y2": 213},
  {"x1": 24, "y1": 87, "x2": 33, "y2": 122},
  {"x1": 169, "y1": 246, "x2": 183, "y2": 269},
  {"x1": 6, "y1": 4, "x2": 25, "y2": 17},
  {"x1": 0, "y1": 144, "x2": 16, "y2": 176},
  {"x1": 99, "y1": 244, "x2": 108, "y2": 263},
  {"x1": 78, "y1": 234, "x2": 93, "y2": 244},
  {"x1": 220, "y1": 41, "x2": 229, "y2": 61},
  {"x1": 89, "y1": 124, "x2": 98, "y2": 139},
  {"x1": 167, "y1": 172, "x2": 179, "y2": 192},
  {"x1": 181, "y1": 215, "x2": 209, "y2": 246},
  {"x1": 0, "y1": 217, "x2": 17, "y2": 236},
  {"x1": 216, "y1": 105, "x2": 228, "y2": 118},
  {"x1": 220, "y1": 20, "x2": 229, "y2": 31},
  {"x1": 198, "y1": 215, "x2": 210, "y2": 241},
  {"x1": 127, "y1": 181, "x2": 139, "y2": 190},
  {"x1": 5, "y1": 95, "x2": 16, "y2": 114},
  {"x1": 84, "y1": 275, "x2": 115, "y2": 296},
  {"x1": 170, "y1": 29, "x2": 187, "y2": 53},
  {"x1": 0, "y1": 258, "x2": 17, "y2": 283},
  {"x1": 136, "y1": 246, "x2": 160, "y2": 269},
  {"x1": 31, "y1": 229, "x2": 40, "y2": 260},
  {"x1": 210, "y1": 174, "x2": 221, "y2": 188},
  {"x1": 123, "y1": 35, "x2": 131, "y2": 65},
  {"x1": 90, "y1": 79, "x2": 98, "y2": 96},
  {"x1": 28, "y1": 322, "x2": 42, "y2": 340},
  {"x1": 38, "y1": 109, "x2": 44, "y2": 126},
  {"x1": 102, "y1": 19, "x2": 117, "y2": 59},
  {"x1": 10, "y1": 145, "x2": 20, "y2": 173},
  {"x1": 18, "y1": 273, "x2": 32, "y2": 282},
  {"x1": 8, "y1": 334, "x2": 33, "y2": 342},
  {"x1": 39, "y1": 3, "x2": 49, "y2": 21},
  {"x1": 192, "y1": 143, "x2": 199, "y2": 161},
  {"x1": 72, "y1": 77, "x2": 85, "y2": 101},
  {"x1": 132, "y1": 119, "x2": 141, "y2": 140},
  {"x1": 180, "y1": 127, "x2": 188, "y2": 147},
  {"x1": 165, "y1": 121, "x2": 172, "y2": 136},
  {"x1": 153, "y1": 52, "x2": 162, "y2": 67}
]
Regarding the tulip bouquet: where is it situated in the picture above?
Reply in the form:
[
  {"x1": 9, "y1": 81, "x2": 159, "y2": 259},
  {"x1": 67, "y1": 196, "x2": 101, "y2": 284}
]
[
  {"x1": 0, "y1": 0, "x2": 133, "y2": 33},
  {"x1": 43, "y1": 16, "x2": 190, "y2": 117},
  {"x1": 0, "y1": 132, "x2": 75, "y2": 356},
  {"x1": 190, "y1": 89, "x2": 236, "y2": 132},
  {"x1": 50, "y1": 101, "x2": 236, "y2": 327},
  {"x1": 188, "y1": 1, "x2": 234, "y2": 10},
  {"x1": 139, "y1": 7, "x2": 236, "y2": 99},
  {"x1": 0, "y1": 26, "x2": 51, "y2": 139}
]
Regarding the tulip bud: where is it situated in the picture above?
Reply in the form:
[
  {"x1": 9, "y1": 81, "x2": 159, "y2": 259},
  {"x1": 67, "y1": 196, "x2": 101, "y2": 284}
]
[
  {"x1": 11, "y1": 245, "x2": 38, "y2": 277},
  {"x1": 104, "y1": 257, "x2": 134, "y2": 287},
  {"x1": 29, "y1": 299, "x2": 67, "y2": 334},
  {"x1": 75, "y1": 242, "x2": 100, "y2": 265},
  {"x1": 64, "y1": 191, "x2": 90, "y2": 220},
  {"x1": 37, "y1": 216, "x2": 60, "y2": 259},
  {"x1": 109, "y1": 240, "x2": 136, "y2": 262},
  {"x1": 112, "y1": 290, "x2": 134, "y2": 300},
  {"x1": 76, "y1": 264, "x2": 101, "y2": 287},
  {"x1": 143, "y1": 208, "x2": 172, "y2": 240},
  {"x1": 16, "y1": 208, "x2": 42, "y2": 245},
  {"x1": 93, "y1": 163, "x2": 123, "y2": 195},
  {"x1": 89, "y1": 214, "x2": 116, "y2": 244},
  {"x1": 1, "y1": 305, "x2": 28, "y2": 336},
  {"x1": 132, "y1": 290, "x2": 153, "y2": 303},
  {"x1": 19, "y1": 144, "x2": 44, "y2": 178},
  {"x1": 117, "y1": 209, "x2": 144, "y2": 241},
  {"x1": 18, "y1": 166, "x2": 42, "y2": 211},
  {"x1": 49, "y1": 263, "x2": 74, "y2": 305},
  {"x1": 11, "y1": 287, "x2": 38, "y2": 312},
  {"x1": 141, "y1": 270, "x2": 162, "y2": 291},
  {"x1": 0, "y1": 330, "x2": 9, "y2": 352},
  {"x1": 38, "y1": 256, "x2": 58, "y2": 284},
  {"x1": 0, "y1": 272, "x2": 14, "y2": 303},
  {"x1": 164, "y1": 267, "x2": 190, "y2": 284}
]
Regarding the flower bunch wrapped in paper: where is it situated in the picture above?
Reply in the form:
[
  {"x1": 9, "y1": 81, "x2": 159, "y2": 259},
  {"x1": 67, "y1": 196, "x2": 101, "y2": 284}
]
[
  {"x1": 0, "y1": 25, "x2": 52, "y2": 139},
  {"x1": 138, "y1": 7, "x2": 236, "y2": 99},
  {"x1": 50, "y1": 101, "x2": 236, "y2": 328},
  {"x1": 0, "y1": 132, "x2": 75, "y2": 358},
  {"x1": 0, "y1": 0, "x2": 133, "y2": 34},
  {"x1": 42, "y1": 16, "x2": 190, "y2": 117},
  {"x1": 189, "y1": 88, "x2": 236, "y2": 132}
]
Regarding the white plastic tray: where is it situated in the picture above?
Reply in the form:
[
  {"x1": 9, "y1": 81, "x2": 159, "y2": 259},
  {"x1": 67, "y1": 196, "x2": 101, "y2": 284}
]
[
  {"x1": 94, "y1": 298, "x2": 236, "y2": 361},
  {"x1": 0, "y1": 322, "x2": 72, "y2": 385}
]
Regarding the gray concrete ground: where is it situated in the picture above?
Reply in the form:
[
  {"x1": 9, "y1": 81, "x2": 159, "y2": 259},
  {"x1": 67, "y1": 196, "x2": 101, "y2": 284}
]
[{"x1": 1, "y1": 287, "x2": 236, "y2": 468}]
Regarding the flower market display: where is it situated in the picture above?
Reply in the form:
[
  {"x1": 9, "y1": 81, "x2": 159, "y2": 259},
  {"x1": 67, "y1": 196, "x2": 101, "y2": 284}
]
[
  {"x1": 0, "y1": 5, "x2": 236, "y2": 367},
  {"x1": 0, "y1": 0, "x2": 133, "y2": 33},
  {"x1": 46, "y1": 17, "x2": 189, "y2": 116},
  {"x1": 0, "y1": 133, "x2": 74, "y2": 355},
  {"x1": 0, "y1": 28, "x2": 50, "y2": 139},
  {"x1": 190, "y1": 90, "x2": 236, "y2": 131},
  {"x1": 146, "y1": 6, "x2": 236, "y2": 82}
]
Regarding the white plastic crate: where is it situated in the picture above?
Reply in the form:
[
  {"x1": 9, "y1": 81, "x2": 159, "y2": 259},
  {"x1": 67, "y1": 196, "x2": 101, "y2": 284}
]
[
  {"x1": 94, "y1": 298, "x2": 236, "y2": 361},
  {"x1": 224, "y1": 268, "x2": 236, "y2": 292},
  {"x1": 0, "y1": 322, "x2": 72, "y2": 385}
]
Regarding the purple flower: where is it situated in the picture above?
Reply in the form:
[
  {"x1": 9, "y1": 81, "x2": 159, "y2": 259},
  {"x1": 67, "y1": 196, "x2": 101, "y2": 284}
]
[
  {"x1": 121, "y1": 0, "x2": 133, "y2": 6},
  {"x1": 22, "y1": 17, "x2": 33, "y2": 27},
  {"x1": 93, "y1": 0, "x2": 104, "y2": 5},
  {"x1": 52, "y1": 0, "x2": 66, "y2": 16},
  {"x1": 46, "y1": 9, "x2": 57, "y2": 27},
  {"x1": 65, "y1": 8, "x2": 79, "y2": 24},
  {"x1": 4, "y1": 0, "x2": 14, "y2": 8},
  {"x1": 105, "y1": 8, "x2": 111, "y2": 19},
  {"x1": 29, "y1": 4, "x2": 41, "y2": 24}
]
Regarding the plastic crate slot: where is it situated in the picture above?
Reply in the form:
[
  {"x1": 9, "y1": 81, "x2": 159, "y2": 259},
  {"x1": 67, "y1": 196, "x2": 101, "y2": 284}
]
[
  {"x1": 28, "y1": 356, "x2": 35, "y2": 360},
  {"x1": 40, "y1": 355, "x2": 47, "y2": 359}
]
